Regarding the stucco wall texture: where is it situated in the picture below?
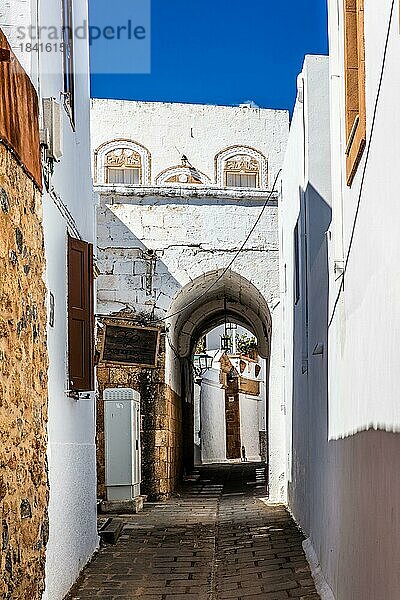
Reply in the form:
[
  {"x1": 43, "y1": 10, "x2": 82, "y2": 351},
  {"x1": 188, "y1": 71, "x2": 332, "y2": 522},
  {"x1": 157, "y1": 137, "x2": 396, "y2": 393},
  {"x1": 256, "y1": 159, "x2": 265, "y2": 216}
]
[
  {"x1": 282, "y1": 50, "x2": 400, "y2": 600},
  {"x1": 0, "y1": 144, "x2": 49, "y2": 599}
]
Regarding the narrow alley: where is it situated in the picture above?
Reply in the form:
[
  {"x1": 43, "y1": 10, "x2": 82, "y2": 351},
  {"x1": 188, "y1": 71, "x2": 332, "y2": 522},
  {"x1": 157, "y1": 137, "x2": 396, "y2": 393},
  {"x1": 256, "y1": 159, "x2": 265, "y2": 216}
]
[
  {"x1": 67, "y1": 465, "x2": 319, "y2": 600},
  {"x1": 3, "y1": 1, "x2": 400, "y2": 598}
]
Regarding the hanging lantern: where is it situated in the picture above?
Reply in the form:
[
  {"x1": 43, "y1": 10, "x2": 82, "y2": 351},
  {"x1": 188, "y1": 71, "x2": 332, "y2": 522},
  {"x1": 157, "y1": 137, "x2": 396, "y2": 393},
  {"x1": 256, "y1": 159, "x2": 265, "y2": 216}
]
[
  {"x1": 220, "y1": 334, "x2": 231, "y2": 352},
  {"x1": 220, "y1": 295, "x2": 232, "y2": 352}
]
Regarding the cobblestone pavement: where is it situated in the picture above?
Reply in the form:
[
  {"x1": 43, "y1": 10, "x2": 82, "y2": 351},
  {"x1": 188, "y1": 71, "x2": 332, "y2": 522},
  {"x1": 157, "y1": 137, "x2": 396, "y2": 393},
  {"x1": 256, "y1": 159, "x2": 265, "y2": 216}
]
[{"x1": 66, "y1": 464, "x2": 319, "y2": 600}]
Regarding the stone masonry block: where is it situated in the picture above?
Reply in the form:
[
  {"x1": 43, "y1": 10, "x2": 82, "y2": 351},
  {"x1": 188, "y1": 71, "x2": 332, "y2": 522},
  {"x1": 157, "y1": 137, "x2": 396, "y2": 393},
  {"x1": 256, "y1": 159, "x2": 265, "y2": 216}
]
[
  {"x1": 112, "y1": 260, "x2": 133, "y2": 275},
  {"x1": 97, "y1": 274, "x2": 120, "y2": 291},
  {"x1": 141, "y1": 211, "x2": 164, "y2": 227},
  {"x1": 155, "y1": 430, "x2": 168, "y2": 447},
  {"x1": 98, "y1": 290, "x2": 117, "y2": 303},
  {"x1": 133, "y1": 260, "x2": 147, "y2": 275}
]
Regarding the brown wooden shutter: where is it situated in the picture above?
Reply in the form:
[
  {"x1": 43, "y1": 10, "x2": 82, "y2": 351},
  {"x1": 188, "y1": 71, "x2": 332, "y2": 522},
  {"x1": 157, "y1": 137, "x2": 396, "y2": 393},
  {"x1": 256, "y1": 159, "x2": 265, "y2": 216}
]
[
  {"x1": 344, "y1": 0, "x2": 366, "y2": 185},
  {"x1": 68, "y1": 236, "x2": 94, "y2": 391}
]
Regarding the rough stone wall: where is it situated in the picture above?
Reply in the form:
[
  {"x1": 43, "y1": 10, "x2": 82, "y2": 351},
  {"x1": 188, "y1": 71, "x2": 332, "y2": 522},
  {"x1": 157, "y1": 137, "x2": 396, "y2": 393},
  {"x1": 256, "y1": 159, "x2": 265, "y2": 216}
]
[
  {"x1": 0, "y1": 144, "x2": 49, "y2": 599},
  {"x1": 96, "y1": 327, "x2": 182, "y2": 500}
]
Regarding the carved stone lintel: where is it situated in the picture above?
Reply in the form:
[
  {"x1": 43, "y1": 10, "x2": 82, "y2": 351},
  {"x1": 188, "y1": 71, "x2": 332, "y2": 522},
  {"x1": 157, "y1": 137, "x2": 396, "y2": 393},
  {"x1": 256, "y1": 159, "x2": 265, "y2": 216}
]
[
  {"x1": 225, "y1": 155, "x2": 259, "y2": 173},
  {"x1": 105, "y1": 149, "x2": 142, "y2": 169}
]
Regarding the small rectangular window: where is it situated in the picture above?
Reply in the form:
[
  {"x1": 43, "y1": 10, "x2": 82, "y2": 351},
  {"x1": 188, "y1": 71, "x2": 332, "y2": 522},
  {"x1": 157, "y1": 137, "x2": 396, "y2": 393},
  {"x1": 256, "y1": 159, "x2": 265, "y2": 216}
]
[
  {"x1": 68, "y1": 236, "x2": 94, "y2": 391},
  {"x1": 62, "y1": 0, "x2": 75, "y2": 124},
  {"x1": 106, "y1": 167, "x2": 141, "y2": 184},
  {"x1": 225, "y1": 172, "x2": 258, "y2": 188}
]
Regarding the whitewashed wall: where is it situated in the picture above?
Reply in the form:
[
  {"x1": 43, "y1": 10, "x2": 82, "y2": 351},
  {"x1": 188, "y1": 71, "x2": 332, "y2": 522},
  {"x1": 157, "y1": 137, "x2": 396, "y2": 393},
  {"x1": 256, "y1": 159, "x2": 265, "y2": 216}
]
[
  {"x1": 96, "y1": 192, "x2": 280, "y2": 313},
  {"x1": 40, "y1": 1, "x2": 98, "y2": 595},
  {"x1": 327, "y1": 0, "x2": 400, "y2": 436},
  {"x1": 239, "y1": 395, "x2": 261, "y2": 462},
  {"x1": 200, "y1": 369, "x2": 227, "y2": 464},
  {"x1": 92, "y1": 101, "x2": 289, "y2": 501},
  {"x1": 282, "y1": 31, "x2": 400, "y2": 600},
  {"x1": 324, "y1": 0, "x2": 400, "y2": 597},
  {"x1": 91, "y1": 100, "x2": 288, "y2": 187},
  {"x1": 41, "y1": 2, "x2": 98, "y2": 595},
  {"x1": 281, "y1": 52, "x2": 333, "y2": 574},
  {"x1": 0, "y1": 0, "x2": 99, "y2": 597}
]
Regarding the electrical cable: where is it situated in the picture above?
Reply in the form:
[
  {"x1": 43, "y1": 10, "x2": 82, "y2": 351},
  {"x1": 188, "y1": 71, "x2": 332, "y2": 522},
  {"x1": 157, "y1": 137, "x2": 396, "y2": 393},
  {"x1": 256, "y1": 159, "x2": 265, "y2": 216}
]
[
  {"x1": 328, "y1": 0, "x2": 395, "y2": 329},
  {"x1": 164, "y1": 168, "x2": 282, "y2": 321}
]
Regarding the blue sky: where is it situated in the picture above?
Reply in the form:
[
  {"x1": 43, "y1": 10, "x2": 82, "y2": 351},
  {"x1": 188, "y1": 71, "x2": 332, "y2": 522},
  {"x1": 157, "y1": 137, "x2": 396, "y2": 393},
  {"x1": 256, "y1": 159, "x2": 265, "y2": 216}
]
[{"x1": 89, "y1": 0, "x2": 328, "y2": 112}]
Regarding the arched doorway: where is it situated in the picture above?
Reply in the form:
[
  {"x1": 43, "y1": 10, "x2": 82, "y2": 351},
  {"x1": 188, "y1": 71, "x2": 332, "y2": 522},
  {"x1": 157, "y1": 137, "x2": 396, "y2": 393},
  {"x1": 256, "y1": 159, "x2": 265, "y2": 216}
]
[{"x1": 165, "y1": 269, "x2": 272, "y2": 484}]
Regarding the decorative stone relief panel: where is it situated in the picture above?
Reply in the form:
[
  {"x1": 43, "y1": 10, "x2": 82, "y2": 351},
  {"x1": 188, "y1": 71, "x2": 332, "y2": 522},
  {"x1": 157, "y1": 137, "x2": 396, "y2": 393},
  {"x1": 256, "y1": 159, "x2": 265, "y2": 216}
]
[
  {"x1": 94, "y1": 139, "x2": 151, "y2": 184},
  {"x1": 155, "y1": 165, "x2": 211, "y2": 186},
  {"x1": 215, "y1": 145, "x2": 268, "y2": 188},
  {"x1": 105, "y1": 149, "x2": 142, "y2": 169}
]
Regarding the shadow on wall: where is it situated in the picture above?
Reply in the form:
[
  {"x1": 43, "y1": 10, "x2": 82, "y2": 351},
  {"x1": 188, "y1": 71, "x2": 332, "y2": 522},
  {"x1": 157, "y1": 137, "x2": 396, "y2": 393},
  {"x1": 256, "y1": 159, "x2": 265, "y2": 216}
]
[
  {"x1": 97, "y1": 200, "x2": 181, "y2": 318},
  {"x1": 288, "y1": 184, "x2": 400, "y2": 598},
  {"x1": 288, "y1": 182, "x2": 331, "y2": 527},
  {"x1": 96, "y1": 201, "x2": 185, "y2": 500}
]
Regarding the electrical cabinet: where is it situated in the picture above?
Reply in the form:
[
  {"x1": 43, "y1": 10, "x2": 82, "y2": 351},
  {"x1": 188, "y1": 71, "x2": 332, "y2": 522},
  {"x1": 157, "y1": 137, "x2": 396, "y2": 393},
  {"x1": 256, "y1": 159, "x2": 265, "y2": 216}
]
[{"x1": 104, "y1": 388, "x2": 141, "y2": 501}]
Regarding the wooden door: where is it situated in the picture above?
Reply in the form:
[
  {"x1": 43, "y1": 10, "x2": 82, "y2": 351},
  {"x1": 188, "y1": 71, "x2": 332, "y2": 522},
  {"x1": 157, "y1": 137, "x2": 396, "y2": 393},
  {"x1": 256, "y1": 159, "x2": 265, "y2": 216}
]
[{"x1": 225, "y1": 385, "x2": 241, "y2": 459}]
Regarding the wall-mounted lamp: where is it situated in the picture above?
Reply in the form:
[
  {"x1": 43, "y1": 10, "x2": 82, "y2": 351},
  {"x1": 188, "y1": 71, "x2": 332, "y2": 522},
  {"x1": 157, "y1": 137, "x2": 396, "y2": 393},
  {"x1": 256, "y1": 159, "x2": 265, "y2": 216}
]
[{"x1": 193, "y1": 352, "x2": 213, "y2": 377}]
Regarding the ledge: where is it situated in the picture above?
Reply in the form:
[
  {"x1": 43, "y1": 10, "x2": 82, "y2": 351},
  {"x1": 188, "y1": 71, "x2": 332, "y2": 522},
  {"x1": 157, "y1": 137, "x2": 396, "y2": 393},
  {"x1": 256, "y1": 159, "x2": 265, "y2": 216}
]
[{"x1": 94, "y1": 183, "x2": 279, "y2": 202}]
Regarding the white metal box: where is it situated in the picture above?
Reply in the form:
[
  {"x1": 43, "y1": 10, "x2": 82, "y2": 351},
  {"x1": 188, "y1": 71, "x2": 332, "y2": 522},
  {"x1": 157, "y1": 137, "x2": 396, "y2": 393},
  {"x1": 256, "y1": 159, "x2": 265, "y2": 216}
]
[
  {"x1": 104, "y1": 388, "x2": 141, "y2": 501},
  {"x1": 42, "y1": 97, "x2": 63, "y2": 160}
]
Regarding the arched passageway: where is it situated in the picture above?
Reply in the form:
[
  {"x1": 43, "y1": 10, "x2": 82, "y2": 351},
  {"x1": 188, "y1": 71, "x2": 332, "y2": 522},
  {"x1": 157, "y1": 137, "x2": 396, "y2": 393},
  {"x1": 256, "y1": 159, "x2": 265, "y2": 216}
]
[
  {"x1": 165, "y1": 270, "x2": 272, "y2": 481},
  {"x1": 167, "y1": 269, "x2": 272, "y2": 359}
]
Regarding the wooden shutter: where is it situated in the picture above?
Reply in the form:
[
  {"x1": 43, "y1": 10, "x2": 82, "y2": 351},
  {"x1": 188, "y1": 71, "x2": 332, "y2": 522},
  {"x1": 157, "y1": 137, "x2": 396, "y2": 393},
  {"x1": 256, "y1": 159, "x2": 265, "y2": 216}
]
[
  {"x1": 344, "y1": 0, "x2": 366, "y2": 185},
  {"x1": 68, "y1": 236, "x2": 94, "y2": 391}
]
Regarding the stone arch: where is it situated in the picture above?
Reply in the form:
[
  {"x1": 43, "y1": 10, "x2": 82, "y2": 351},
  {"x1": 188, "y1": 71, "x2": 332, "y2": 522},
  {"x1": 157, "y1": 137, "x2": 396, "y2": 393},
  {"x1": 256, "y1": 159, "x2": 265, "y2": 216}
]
[
  {"x1": 165, "y1": 269, "x2": 272, "y2": 478},
  {"x1": 94, "y1": 138, "x2": 151, "y2": 184},
  {"x1": 155, "y1": 165, "x2": 211, "y2": 186},
  {"x1": 167, "y1": 269, "x2": 272, "y2": 359},
  {"x1": 215, "y1": 145, "x2": 268, "y2": 189}
]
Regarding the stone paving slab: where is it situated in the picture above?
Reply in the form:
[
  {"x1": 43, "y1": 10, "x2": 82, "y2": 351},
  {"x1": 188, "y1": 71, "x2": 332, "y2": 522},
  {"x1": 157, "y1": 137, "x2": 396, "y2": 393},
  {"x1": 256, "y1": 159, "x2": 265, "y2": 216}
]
[{"x1": 66, "y1": 465, "x2": 320, "y2": 600}]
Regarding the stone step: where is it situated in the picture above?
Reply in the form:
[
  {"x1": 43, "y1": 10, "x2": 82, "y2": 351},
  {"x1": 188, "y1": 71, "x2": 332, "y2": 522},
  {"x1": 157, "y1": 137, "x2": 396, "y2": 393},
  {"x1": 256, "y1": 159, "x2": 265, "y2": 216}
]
[{"x1": 99, "y1": 518, "x2": 124, "y2": 544}]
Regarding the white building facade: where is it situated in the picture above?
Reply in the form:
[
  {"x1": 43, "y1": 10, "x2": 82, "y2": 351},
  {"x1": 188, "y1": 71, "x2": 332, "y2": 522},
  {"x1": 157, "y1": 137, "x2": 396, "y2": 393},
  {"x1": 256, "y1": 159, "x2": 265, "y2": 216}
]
[
  {"x1": 1, "y1": 1, "x2": 98, "y2": 598},
  {"x1": 194, "y1": 329, "x2": 266, "y2": 466},
  {"x1": 91, "y1": 100, "x2": 289, "y2": 501},
  {"x1": 280, "y1": 0, "x2": 400, "y2": 595}
]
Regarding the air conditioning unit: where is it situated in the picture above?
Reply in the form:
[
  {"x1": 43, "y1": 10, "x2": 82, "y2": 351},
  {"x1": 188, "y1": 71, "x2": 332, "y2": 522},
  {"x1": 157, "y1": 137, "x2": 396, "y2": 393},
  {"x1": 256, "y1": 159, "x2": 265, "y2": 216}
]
[
  {"x1": 42, "y1": 98, "x2": 63, "y2": 160},
  {"x1": 104, "y1": 388, "x2": 141, "y2": 502}
]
